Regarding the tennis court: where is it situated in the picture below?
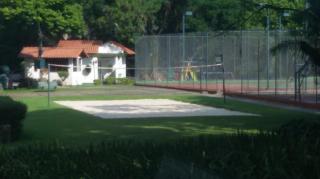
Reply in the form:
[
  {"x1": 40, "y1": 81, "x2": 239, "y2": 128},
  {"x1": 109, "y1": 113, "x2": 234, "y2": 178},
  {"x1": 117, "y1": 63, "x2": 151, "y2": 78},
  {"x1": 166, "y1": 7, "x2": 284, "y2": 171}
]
[{"x1": 135, "y1": 32, "x2": 320, "y2": 105}]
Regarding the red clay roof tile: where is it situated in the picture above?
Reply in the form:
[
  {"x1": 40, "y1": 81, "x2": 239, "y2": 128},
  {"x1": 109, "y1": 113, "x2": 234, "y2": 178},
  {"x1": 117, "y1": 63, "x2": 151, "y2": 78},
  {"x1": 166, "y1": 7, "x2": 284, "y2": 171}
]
[
  {"x1": 19, "y1": 47, "x2": 88, "y2": 59},
  {"x1": 110, "y1": 41, "x2": 135, "y2": 55},
  {"x1": 57, "y1": 40, "x2": 102, "y2": 54}
]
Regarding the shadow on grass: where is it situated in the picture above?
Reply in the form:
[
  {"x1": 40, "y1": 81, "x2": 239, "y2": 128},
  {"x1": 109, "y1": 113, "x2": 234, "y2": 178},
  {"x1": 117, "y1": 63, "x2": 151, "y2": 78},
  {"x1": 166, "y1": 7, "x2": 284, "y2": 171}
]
[
  {"x1": 11, "y1": 95, "x2": 318, "y2": 147},
  {"x1": 14, "y1": 110, "x2": 276, "y2": 146}
]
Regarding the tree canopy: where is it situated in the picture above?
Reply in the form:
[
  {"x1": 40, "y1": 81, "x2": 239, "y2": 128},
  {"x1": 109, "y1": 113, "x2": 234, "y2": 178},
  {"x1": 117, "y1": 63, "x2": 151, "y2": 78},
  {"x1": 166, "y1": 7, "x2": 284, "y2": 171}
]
[{"x1": 0, "y1": 0, "x2": 307, "y2": 70}]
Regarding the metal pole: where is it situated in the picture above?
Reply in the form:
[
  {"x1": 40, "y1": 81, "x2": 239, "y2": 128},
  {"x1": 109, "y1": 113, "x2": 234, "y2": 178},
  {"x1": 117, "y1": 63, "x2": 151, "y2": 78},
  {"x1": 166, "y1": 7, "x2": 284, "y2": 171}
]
[
  {"x1": 240, "y1": 1, "x2": 244, "y2": 94},
  {"x1": 222, "y1": 55, "x2": 226, "y2": 103},
  {"x1": 316, "y1": 66, "x2": 318, "y2": 104},
  {"x1": 257, "y1": 39, "x2": 261, "y2": 96},
  {"x1": 48, "y1": 64, "x2": 50, "y2": 107},
  {"x1": 206, "y1": 32, "x2": 209, "y2": 91},
  {"x1": 305, "y1": 0, "x2": 310, "y2": 31},
  {"x1": 200, "y1": 67, "x2": 202, "y2": 92},
  {"x1": 286, "y1": 49, "x2": 289, "y2": 96},
  {"x1": 275, "y1": 53, "x2": 278, "y2": 96},
  {"x1": 266, "y1": 7, "x2": 270, "y2": 89},
  {"x1": 294, "y1": 57, "x2": 297, "y2": 101},
  {"x1": 240, "y1": 29, "x2": 243, "y2": 94},
  {"x1": 182, "y1": 14, "x2": 185, "y2": 64},
  {"x1": 167, "y1": 36, "x2": 171, "y2": 87},
  {"x1": 181, "y1": 14, "x2": 186, "y2": 89},
  {"x1": 99, "y1": 62, "x2": 103, "y2": 86},
  {"x1": 275, "y1": 33, "x2": 278, "y2": 96},
  {"x1": 276, "y1": 14, "x2": 282, "y2": 96},
  {"x1": 245, "y1": 33, "x2": 249, "y2": 95},
  {"x1": 38, "y1": 22, "x2": 44, "y2": 79}
]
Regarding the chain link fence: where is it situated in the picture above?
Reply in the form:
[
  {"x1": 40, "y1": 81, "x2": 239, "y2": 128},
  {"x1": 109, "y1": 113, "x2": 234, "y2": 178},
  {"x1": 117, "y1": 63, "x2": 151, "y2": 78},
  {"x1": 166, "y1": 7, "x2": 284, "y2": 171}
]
[{"x1": 135, "y1": 31, "x2": 320, "y2": 104}]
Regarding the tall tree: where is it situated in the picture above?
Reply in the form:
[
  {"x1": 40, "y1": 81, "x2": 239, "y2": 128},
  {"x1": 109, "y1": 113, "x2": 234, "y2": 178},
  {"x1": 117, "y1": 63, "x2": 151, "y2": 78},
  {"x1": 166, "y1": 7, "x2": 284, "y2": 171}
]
[
  {"x1": 82, "y1": 0, "x2": 162, "y2": 45},
  {"x1": 0, "y1": 0, "x2": 87, "y2": 68}
]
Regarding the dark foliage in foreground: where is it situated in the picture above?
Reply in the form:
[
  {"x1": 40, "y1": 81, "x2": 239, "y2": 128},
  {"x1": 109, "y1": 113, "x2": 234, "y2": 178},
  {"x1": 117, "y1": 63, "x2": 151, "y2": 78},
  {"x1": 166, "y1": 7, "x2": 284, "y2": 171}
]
[
  {"x1": 0, "y1": 96, "x2": 27, "y2": 141},
  {"x1": 0, "y1": 119, "x2": 319, "y2": 179}
]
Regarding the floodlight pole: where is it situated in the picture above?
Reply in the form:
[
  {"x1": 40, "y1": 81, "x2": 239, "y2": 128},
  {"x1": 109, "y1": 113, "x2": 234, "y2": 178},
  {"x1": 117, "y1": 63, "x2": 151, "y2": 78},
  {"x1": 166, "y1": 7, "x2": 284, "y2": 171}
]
[
  {"x1": 222, "y1": 55, "x2": 226, "y2": 104},
  {"x1": 305, "y1": 0, "x2": 310, "y2": 31},
  {"x1": 38, "y1": 22, "x2": 44, "y2": 79},
  {"x1": 182, "y1": 11, "x2": 192, "y2": 64},
  {"x1": 259, "y1": 3, "x2": 271, "y2": 89},
  {"x1": 266, "y1": 7, "x2": 270, "y2": 89}
]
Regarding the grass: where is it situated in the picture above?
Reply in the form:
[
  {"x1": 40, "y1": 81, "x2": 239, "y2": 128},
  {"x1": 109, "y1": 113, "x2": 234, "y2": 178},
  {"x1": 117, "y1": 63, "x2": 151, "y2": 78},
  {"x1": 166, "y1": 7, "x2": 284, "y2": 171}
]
[
  {"x1": 5, "y1": 93, "x2": 317, "y2": 147},
  {"x1": 1, "y1": 87, "x2": 320, "y2": 178}
]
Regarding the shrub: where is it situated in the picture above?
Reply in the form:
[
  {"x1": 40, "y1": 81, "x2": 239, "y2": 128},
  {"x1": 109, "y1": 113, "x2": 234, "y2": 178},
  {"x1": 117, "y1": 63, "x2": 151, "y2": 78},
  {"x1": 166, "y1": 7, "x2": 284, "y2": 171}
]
[
  {"x1": 278, "y1": 119, "x2": 320, "y2": 142},
  {"x1": 103, "y1": 77, "x2": 134, "y2": 85},
  {"x1": 53, "y1": 79, "x2": 63, "y2": 86},
  {"x1": 19, "y1": 78, "x2": 38, "y2": 88},
  {"x1": 0, "y1": 97, "x2": 27, "y2": 141},
  {"x1": 94, "y1": 80, "x2": 102, "y2": 86},
  {"x1": 57, "y1": 70, "x2": 69, "y2": 81},
  {"x1": 117, "y1": 78, "x2": 135, "y2": 85},
  {"x1": 0, "y1": 132, "x2": 319, "y2": 178},
  {"x1": 104, "y1": 77, "x2": 116, "y2": 85}
]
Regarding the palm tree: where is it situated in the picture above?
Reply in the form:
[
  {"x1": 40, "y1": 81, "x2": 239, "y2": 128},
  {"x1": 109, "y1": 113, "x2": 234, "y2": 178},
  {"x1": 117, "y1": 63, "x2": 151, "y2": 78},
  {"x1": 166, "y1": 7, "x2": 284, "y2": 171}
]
[{"x1": 271, "y1": 0, "x2": 320, "y2": 101}]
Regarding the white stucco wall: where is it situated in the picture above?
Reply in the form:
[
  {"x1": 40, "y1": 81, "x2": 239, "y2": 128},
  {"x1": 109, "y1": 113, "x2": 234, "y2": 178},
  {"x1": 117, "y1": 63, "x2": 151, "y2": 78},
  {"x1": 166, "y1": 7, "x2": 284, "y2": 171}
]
[
  {"x1": 80, "y1": 57, "x2": 99, "y2": 84},
  {"x1": 98, "y1": 43, "x2": 127, "y2": 79},
  {"x1": 114, "y1": 55, "x2": 126, "y2": 78},
  {"x1": 24, "y1": 42, "x2": 129, "y2": 86},
  {"x1": 24, "y1": 59, "x2": 40, "y2": 79}
]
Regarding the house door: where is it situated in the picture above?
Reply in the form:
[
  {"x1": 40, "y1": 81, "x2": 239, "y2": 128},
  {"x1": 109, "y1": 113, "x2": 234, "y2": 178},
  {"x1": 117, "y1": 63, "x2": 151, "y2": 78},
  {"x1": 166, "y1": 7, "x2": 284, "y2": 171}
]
[{"x1": 99, "y1": 57, "x2": 115, "y2": 79}]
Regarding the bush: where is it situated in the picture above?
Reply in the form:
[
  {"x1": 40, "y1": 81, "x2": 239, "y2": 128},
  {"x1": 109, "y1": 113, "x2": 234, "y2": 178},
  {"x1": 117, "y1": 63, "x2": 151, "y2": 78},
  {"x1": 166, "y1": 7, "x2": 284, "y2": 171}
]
[
  {"x1": 19, "y1": 78, "x2": 38, "y2": 89},
  {"x1": 0, "y1": 97, "x2": 27, "y2": 141},
  {"x1": 0, "y1": 132, "x2": 319, "y2": 178},
  {"x1": 57, "y1": 70, "x2": 69, "y2": 81},
  {"x1": 278, "y1": 119, "x2": 320, "y2": 142},
  {"x1": 117, "y1": 78, "x2": 135, "y2": 85},
  {"x1": 94, "y1": 79, "x2": 102, "y2": 86},
  {"x1": 103, "y1": 77, "x2": 134, "y2": 85},
  {"x1": 104, "y1": 77, "x2": 116, "y2": 85}
]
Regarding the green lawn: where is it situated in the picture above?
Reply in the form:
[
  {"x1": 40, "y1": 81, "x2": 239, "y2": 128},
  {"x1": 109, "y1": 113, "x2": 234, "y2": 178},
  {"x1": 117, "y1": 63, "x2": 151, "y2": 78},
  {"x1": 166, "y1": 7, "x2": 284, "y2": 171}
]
[{"x1": 8, "y1": 94, "x2": 318, "y2": 147}]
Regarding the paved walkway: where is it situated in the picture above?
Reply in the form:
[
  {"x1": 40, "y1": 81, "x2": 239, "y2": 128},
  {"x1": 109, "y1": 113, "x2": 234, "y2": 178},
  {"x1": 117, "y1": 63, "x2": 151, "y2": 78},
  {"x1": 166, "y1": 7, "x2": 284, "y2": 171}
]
[
  {"x1": 200, "y1": 92, "x2": 320, "y2": 115},
  {"x1": 224, "y1": 96, "x2": 320, "y2": 115}
]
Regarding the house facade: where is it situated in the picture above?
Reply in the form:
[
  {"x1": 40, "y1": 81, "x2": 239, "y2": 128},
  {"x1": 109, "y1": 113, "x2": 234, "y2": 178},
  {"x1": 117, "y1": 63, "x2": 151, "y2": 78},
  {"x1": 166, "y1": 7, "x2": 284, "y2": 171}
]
[{"x1": 19, "y1": 40, "x2": 135, "y2": 86}]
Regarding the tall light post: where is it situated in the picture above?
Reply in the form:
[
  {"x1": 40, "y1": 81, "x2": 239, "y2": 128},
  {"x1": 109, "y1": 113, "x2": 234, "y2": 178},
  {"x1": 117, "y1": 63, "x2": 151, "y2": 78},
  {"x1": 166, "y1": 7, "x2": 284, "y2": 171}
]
[
  {"x1": 258, "y1": 3, "x2": 271, "y2": 88},
  {"x1": 266, "y1": 6, "x2": 270, "y2": 89},
  {"x1": 278, "y1": 11, "x2": 290, "y2": 95},
  {"x1": 279, "y1": 11, "x2": 290, "y2": 31},
  {"x1": 182, "y1": 11, "x2": 193, "y2": 64}
]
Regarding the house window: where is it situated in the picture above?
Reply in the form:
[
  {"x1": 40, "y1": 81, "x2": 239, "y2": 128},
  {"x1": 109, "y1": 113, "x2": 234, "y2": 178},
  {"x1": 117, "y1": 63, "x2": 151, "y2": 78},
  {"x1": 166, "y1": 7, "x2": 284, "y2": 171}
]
[
  {"x1": 47, "y1": 59, "x2": 69, "y2": 72},
  {"x1": 34, "y1": 60, "x2": 40, "y2": 70},
  {"x1": 73, "y1": 59, "x2": 80, "y2": 72}
]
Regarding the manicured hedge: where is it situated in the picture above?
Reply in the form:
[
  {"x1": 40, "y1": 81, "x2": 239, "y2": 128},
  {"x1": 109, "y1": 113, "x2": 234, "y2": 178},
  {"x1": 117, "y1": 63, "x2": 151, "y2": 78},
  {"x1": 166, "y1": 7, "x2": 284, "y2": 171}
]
[
  {"x1": 0, "y1": 122, "x2": 319, "y2": 179},
  {"x1": 0, "y1": 96, "x2": 27, "y2": 141}
]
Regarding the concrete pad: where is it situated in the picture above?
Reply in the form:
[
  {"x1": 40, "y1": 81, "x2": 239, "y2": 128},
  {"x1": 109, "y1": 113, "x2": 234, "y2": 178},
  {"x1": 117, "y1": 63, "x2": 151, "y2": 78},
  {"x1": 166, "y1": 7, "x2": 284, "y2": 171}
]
[{"x1": 55, "y1": 99, "x2": 258, "y2": 119}]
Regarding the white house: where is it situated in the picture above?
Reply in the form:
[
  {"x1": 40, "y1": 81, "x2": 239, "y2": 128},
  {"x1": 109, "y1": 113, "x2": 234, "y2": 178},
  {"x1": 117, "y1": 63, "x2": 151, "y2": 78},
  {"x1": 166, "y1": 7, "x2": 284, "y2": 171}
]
[{"x1": 19, "y1": 40, "x2": 135, "y2": 85}]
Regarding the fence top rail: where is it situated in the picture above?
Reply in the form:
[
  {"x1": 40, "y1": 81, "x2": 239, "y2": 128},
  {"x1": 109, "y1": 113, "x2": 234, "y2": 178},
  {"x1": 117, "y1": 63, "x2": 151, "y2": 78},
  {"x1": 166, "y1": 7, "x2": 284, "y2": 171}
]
[{"x1": 136, "y1": 30, "x2": 303, "y2": 38}]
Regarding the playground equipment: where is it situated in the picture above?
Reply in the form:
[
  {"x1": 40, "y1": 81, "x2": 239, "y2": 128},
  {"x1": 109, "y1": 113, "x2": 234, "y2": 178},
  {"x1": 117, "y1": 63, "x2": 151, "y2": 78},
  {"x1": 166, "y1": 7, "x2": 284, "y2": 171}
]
[{"x1": 181, "y1": 62, "x2": 197, "y2": 81}]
